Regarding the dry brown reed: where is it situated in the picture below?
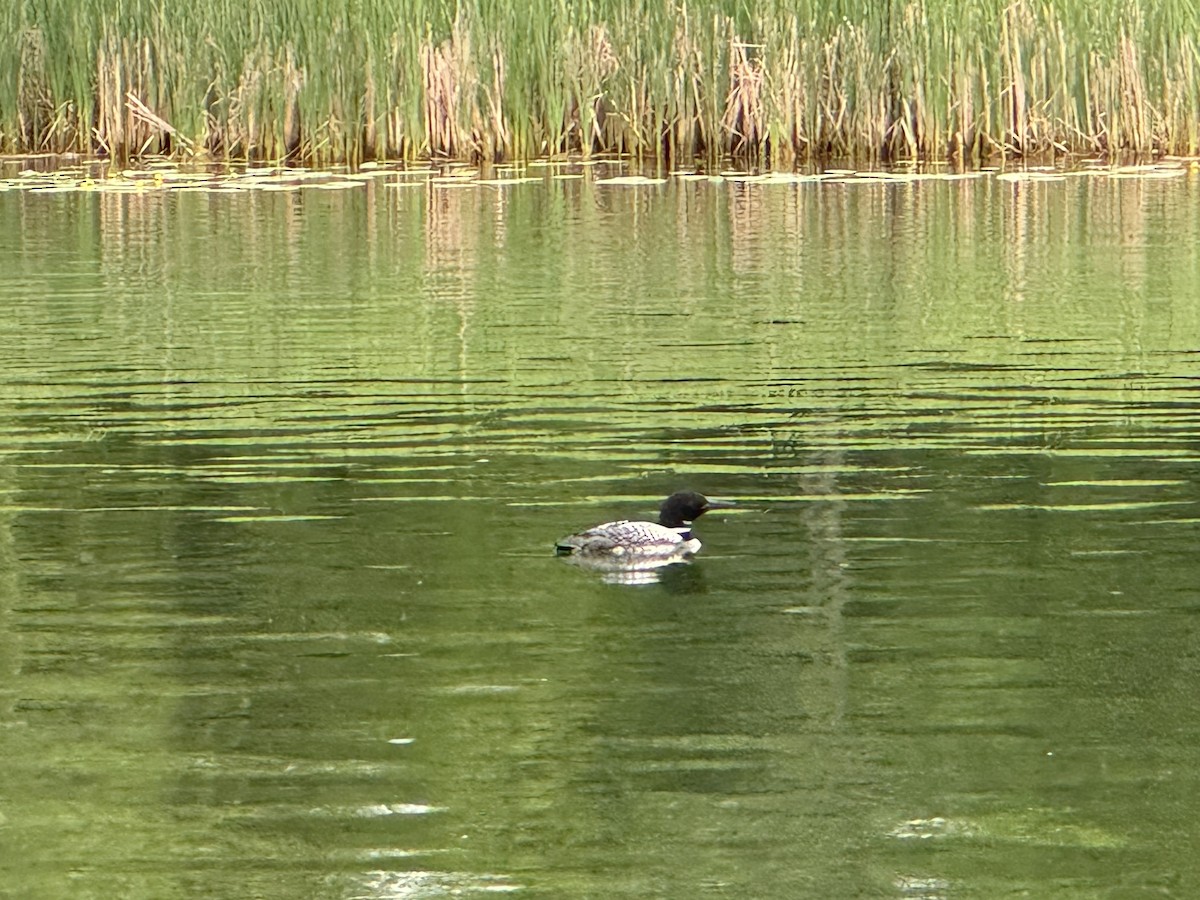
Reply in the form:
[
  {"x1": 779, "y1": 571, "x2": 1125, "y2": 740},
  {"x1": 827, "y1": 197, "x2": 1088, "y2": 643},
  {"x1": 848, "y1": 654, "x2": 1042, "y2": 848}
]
[
  {"x1": 722, "y1": 41, "x2": 765, "y2": 157},
  {"x1": 565, "y1": 25, "x2": 620, "y2": 155}
]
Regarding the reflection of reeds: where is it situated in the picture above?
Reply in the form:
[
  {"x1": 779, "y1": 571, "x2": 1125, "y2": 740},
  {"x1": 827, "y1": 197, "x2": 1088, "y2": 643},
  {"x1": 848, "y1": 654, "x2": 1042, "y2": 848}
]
[{"x1": 3, "y1": 0, "x2": 1199, "y2": 166}]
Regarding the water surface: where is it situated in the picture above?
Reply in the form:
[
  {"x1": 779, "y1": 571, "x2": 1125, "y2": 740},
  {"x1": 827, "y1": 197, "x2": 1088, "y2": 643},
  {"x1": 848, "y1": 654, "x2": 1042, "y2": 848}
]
[{"x1": 2, "y1": 165, "x2": 1200, "y2": 898}]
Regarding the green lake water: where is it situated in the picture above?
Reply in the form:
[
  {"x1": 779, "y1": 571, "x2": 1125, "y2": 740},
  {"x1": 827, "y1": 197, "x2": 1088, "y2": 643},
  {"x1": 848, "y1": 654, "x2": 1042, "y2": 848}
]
[{"x1": 2, "y1": 165, "x2": 1199, "y2": 898}]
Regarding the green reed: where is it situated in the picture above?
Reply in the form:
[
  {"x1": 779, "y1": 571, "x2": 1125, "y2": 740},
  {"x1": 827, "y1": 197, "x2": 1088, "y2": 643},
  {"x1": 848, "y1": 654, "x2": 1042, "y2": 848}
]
[{"x1": 2, "y1": 0, "x2": 1199, "y2": 166}]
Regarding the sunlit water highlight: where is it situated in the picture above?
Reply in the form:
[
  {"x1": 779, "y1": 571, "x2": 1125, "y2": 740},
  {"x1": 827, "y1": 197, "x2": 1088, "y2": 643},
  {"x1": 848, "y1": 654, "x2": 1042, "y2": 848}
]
[{"x1": 2, "y1": 163, "x2": 1199, "y2": 898}]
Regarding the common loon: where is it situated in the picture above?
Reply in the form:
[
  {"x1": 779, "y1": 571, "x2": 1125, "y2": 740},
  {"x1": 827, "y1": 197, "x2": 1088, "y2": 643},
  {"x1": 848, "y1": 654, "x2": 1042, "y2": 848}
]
[{"x1": 555, "y1": 491, "x2": 733, "y2": 567}]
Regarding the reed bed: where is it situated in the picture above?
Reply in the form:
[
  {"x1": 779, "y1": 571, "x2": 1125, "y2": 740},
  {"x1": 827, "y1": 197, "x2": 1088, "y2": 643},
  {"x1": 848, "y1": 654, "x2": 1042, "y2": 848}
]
[{"x1": 2, "y1": 0, "x2": 1199, "y2": 167}]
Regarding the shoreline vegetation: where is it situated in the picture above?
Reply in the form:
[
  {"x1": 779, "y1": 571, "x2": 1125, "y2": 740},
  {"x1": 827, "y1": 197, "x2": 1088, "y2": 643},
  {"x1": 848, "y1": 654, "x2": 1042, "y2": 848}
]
[{"x1": 4, "y1": 1, "x2": 1200, "y2": 169}]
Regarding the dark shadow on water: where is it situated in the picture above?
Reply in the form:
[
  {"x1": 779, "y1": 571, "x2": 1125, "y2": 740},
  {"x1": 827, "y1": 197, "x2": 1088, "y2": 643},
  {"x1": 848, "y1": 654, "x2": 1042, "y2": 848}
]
[{"x1": 653, "y1": 560, "x2": 708, "y2": 594}]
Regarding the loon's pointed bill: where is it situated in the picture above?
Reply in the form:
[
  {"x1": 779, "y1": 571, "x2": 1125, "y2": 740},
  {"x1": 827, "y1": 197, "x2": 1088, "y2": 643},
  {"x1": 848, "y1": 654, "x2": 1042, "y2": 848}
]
[{"x1": 555, "y1": 491, "x2": 733, "y2": 568}]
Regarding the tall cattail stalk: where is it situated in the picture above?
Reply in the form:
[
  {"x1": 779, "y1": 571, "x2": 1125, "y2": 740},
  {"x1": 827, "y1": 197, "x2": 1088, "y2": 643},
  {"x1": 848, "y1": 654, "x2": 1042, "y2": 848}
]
[{"x1": 2, "y1": 0, "x2": 1199, "y2": 167}]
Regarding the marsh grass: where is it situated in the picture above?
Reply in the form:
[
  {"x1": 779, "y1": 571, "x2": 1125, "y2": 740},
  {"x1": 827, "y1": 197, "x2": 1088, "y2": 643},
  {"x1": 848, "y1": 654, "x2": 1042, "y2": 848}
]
[{"x1": 2, "y1": 0, "x2": 1199, "y2": 167}]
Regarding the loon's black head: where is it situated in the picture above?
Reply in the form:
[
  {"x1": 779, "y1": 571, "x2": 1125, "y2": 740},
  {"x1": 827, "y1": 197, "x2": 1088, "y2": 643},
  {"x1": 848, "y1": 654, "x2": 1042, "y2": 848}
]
[{"x1": 657, "y1": 491, "x2": 734, "y2": 528}]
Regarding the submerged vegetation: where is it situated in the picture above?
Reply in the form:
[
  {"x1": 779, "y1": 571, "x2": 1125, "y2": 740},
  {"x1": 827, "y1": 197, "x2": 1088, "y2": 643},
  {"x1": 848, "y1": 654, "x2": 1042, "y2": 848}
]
[{"x1": 3, "y1": 0, "x2": 1200, "y2": 167}]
